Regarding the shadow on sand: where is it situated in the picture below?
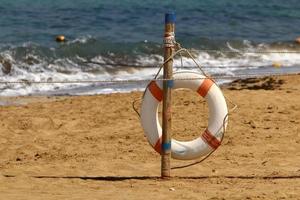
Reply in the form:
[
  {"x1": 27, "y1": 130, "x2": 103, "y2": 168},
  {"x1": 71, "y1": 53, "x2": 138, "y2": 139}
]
[{"x1": 4, "y1": 174, "x2": 300, "y2": 181}]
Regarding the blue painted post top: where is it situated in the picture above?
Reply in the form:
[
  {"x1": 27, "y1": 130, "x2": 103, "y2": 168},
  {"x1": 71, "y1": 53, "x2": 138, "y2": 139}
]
[{"x1": 165, "y1": 12, "x2": 176, "y2": 24}]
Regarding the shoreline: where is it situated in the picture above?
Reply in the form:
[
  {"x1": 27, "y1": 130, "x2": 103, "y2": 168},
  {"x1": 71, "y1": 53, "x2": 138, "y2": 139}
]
[{"x1": 0, "y1": 72, "x2": 299, "y2": 105}]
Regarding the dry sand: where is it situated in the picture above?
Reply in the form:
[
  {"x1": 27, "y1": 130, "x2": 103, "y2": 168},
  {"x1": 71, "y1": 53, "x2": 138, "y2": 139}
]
[{"x1": 0, "y1": 75, "x2": 299, "y2": 200}]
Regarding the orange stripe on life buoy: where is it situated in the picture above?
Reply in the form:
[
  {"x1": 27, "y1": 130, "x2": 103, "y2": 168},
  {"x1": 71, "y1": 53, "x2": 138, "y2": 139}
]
[
  {"x1": 201, "y1": 129, "x2": 221, "y2": 149},
  {"x1": 197, "y1": 78, "x2": 214, "y2": 97},
  {"x1": 154, "y1": 137, "x2": 162, "y2": 154},
  {"x1": 148, "y1": 81, "x2": 163, "y2": 102}
]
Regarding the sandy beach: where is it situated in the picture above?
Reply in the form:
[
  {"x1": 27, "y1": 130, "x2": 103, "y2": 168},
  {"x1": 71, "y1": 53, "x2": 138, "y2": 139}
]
[{"x1": 0, "y1": 74, "x2": 299, "y2": 200}]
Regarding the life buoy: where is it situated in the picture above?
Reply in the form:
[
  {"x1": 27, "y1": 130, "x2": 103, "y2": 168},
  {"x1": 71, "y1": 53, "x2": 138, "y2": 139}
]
[{"x1": 141, "y1": 72, "x2": 228, "y2": 160}]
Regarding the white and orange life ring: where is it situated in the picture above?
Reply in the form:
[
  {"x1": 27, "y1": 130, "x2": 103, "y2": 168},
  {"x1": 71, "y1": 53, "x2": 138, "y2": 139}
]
[{"x1": 140, "y1": 71, "x2": 228, "y2": 160}]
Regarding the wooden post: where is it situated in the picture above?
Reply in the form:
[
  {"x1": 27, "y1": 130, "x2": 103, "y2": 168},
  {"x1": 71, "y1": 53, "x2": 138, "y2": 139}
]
[{"x1": 161, "y1": 12, "x2": 175, "y2": 178}]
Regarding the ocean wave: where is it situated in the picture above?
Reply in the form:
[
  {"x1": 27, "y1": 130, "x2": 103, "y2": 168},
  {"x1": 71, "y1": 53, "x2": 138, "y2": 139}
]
[{"x1": 1, "y1": 38, "x2": 300, "y2": 96}]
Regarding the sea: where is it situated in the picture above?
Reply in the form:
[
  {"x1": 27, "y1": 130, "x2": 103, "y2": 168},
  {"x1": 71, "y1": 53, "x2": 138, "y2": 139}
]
[{"x1": 0, "y1": 0, "x2": 300, "y2": 96}]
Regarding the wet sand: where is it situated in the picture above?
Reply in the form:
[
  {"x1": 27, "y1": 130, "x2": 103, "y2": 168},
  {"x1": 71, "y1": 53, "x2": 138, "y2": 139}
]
[{"x1": 0, "y1": 74, "x2": 299, "y2": 200}]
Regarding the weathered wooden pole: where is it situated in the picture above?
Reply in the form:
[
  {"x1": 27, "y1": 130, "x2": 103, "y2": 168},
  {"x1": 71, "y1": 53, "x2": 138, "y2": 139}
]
[{"x1": 161, "y1": 12, "x2": 175, "y2": 178}]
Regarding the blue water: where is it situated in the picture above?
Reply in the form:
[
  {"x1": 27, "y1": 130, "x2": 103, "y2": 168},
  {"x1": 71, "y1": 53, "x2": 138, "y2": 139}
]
[
  {"x1": 1, "y1": 0, "x2": 300, "y2": 45},
  {"x1": 0, "y1": 0, "x2": 300, "y2": 96}
]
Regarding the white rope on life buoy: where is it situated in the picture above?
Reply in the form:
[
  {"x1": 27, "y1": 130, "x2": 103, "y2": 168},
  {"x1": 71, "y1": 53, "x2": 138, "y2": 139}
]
[{"x1": 140, "y1": 71, "x2": 228, "y2": 160}]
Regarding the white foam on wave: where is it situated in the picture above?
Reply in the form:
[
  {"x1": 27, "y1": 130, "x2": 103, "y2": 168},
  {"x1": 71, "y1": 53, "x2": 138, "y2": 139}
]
[
  {"x1": 172, "y1": 46, "x2": 300, "y2": 74},
  {"x1": 1, "y1": 44, "x2": 300, "y2": 96}
]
